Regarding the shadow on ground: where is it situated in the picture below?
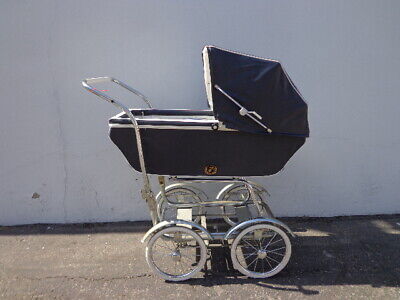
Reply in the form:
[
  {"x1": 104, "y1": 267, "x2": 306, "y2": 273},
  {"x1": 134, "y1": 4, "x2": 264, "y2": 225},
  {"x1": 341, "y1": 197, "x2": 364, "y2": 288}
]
[{"x1": 181, "y1": 215, "x2": 400, "y2": 296}]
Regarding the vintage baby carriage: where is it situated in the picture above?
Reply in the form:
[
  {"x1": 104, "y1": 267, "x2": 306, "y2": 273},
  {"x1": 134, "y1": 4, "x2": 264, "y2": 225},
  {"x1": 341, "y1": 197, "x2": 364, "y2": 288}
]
[{"x1": 82, "y1": 46, "x2": 309, "y2": 281}]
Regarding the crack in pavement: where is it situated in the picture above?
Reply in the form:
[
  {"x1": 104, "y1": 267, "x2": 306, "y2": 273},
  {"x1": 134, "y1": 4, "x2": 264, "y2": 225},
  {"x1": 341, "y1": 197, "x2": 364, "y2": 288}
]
[{"x1": 12, "y1": 273, "x2": 154, "y2": 282}]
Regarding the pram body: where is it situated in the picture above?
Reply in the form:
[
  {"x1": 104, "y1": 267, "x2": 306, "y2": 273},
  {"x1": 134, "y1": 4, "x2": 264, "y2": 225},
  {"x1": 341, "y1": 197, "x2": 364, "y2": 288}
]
[
  {"x1": 83, "y1": 46, "x2": 309, "y2": 281},
  {"x1": 109, "y1": 109, "x2": 305, "y2": 176}
]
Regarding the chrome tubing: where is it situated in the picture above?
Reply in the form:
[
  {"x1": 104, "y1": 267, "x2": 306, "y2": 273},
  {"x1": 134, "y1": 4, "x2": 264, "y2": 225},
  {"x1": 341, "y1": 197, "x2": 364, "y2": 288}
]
[
  {"x1": 82, "y1": 77, "x2": 158, "y2": 224},
  {"x1": 82, "y1": 77, "x2": 152, "y2": 109},
  {"x1": 214, "y1": 85, "x2": 272, "y2": 133},
  {"x1": 168, "y1": 176, "x2": 273, "y2": 218}
]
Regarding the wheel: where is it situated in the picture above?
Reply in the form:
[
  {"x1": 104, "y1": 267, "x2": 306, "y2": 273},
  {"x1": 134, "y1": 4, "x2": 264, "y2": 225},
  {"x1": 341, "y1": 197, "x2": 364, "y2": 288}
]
[
  {"x1": 221, "y1": 185, "x2": 269, "y2": 226},
  {"x1": 156, "y1": 187, "x2": 203, "y2": 222},
  {"x1": 230, "y1": 224, "x2": 291, "y2": 278},
  {"x1": 145, "y1": 226, "x2": 207, "y2": 281}
]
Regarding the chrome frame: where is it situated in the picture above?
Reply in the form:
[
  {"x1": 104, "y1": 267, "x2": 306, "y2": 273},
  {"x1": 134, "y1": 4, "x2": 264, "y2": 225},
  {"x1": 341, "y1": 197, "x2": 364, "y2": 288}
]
[{"x1": 165, "y1": 177, "x2": 272, "y2": 216}]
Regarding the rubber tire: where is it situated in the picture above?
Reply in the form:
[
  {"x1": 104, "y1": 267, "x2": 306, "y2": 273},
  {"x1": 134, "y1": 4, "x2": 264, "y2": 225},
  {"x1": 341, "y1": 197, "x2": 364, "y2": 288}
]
[
  {"x1": 145, "y1": 226, "x2": 207, "y2": 281},
  {"x1": 231, "y1": 223, "x2": 291, "y2": 278}
]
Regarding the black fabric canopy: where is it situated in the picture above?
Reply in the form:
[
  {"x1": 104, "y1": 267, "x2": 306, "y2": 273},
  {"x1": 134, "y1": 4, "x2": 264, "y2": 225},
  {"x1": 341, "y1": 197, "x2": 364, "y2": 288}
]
[{"x1": 203, "y1": 46, "x2": 309, "y2": 137}]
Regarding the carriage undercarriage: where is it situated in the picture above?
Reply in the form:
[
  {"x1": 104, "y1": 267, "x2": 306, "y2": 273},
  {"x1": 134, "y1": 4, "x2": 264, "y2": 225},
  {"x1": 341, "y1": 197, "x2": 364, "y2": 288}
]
[{"x1": 141, "y1": 175, "x2": 294, "y2": 281}]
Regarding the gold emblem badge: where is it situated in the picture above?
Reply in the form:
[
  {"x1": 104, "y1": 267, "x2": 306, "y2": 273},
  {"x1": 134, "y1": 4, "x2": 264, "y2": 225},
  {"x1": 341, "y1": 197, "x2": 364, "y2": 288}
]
[{"x1": 204, "y1": 165, "x2": 218, "y2": 175}]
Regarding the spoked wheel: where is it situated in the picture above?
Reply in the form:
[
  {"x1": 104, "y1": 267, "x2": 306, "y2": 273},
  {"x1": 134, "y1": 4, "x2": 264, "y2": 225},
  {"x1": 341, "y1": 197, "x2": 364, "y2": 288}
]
[
  {"x1": 231, "y1": 224, "x2": 291, "y2": 278},
  {"x1": 222, "y1": 185, "x2": 270, "y2": 226},
  {"x1": 156, "y1": 187, "x2": 203, "y2": 222},
  {"x1": 146, "y1": 226, "x2": 207, "y2": 281}
]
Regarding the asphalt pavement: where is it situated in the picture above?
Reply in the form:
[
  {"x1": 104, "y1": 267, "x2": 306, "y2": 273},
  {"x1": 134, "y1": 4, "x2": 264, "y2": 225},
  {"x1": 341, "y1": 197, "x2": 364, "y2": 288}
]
[{"x1": 0, "y1": 215, "x2": 399, "y2": 299}]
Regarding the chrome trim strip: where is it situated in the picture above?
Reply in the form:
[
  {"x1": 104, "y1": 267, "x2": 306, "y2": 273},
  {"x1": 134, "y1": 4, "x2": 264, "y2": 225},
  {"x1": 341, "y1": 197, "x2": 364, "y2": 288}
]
[
  {"x1": 109, "y1": 123, "x2": 237, "y2": 131},
  {"x1": 141, "y1": 220, "x2": 213, "y2": 243},
  {"x1": 224, "y1": 218, "x2": 296, "y2": 239},
  {"x1": 112, "y1": 117, "x2": 217, "y2": 123},
  {"x1": 111, "y1": 114, "x2": 217, "y2": 122}
]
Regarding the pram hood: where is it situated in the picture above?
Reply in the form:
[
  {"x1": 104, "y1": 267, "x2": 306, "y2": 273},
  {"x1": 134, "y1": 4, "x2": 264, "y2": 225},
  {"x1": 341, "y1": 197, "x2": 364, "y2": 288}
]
[{"x1": 202, "y1": 46, "x2": 309, "y2": 137}]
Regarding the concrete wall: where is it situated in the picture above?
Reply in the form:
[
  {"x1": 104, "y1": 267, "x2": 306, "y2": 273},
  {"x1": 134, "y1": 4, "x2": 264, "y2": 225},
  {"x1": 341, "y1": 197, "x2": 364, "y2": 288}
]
[{"x1": 1, "y1": 1, "x2": 399, "y2": 225}]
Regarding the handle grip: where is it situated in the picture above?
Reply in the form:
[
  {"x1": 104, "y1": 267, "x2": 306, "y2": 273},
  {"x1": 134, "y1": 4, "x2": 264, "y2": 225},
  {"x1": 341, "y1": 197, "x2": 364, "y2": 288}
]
[{"x1": 85, "y1": 77, "x2": 111, "y2": 85}]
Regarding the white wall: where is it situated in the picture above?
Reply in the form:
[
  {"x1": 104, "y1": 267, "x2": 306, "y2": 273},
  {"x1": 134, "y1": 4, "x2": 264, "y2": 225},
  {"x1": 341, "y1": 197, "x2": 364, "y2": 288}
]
[{"x1": 1, "y1": 1, "x2": 399, "y2": 225}]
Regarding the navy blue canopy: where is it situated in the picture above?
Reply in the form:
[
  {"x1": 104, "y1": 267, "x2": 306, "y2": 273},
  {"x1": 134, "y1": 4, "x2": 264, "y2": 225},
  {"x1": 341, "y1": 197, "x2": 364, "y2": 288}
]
[{"x1": 202, "y1": 46, "x2": 309, "y2": 137}]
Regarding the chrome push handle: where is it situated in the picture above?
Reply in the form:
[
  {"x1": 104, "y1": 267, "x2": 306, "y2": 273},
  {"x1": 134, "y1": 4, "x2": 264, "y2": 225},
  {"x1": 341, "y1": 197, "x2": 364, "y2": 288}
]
[
  {"x1": 81, "y1": 76, "x2": 149, "y2": 175},
  {"x1": 82, "y1": 76, "x2": 155, "y2": 214},
  {"x1": 82, "y1": 77, "x2": 152, "y2": 110}
]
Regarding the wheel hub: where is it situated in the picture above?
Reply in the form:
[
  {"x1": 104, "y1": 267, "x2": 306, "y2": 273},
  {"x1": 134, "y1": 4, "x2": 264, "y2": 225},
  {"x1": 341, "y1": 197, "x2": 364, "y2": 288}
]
[
  {"x1": 257, "y1": 249, "x2": 267, "y2": 259},
  {"x1": 171, "y1": 250, "x2": 181, "y2": 262}
]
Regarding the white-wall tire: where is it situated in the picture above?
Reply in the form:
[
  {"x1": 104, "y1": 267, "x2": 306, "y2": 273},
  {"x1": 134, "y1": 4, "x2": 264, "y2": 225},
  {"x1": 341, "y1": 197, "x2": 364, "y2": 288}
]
[
  {"x1": 146, "y1": 226, "x2": 207, "y2": 281},
  {"x1": 231, "y1": 224, "x2": 291, "y2": 278}
]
